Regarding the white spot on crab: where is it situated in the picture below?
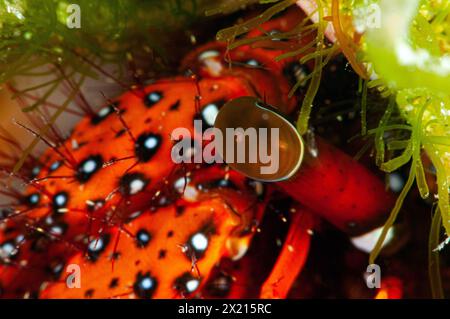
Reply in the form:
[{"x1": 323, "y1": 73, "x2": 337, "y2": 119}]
[
  {"x1": 183, "y1": 186, "x2": 198, "y2": 202},
  {"x1": 185, "y1": 279, "x2": 200, "y2": 293},
  {"x1": 147, "y1": 92, "x2": 162, "y2": 104},
  {"x1": 98, "y1": 106, "x2": 111, "y2": 118},
  {"x1": 174, "y1": 177, "x2": 190, "y2": 193},
  {"x1": 88, "y1": 237, "x2": 105, "y2": 252},
  {"x1": 190, "y1": 233, "x2": 208, "y2": 251},
  {"x1": 202, "y1": 103, "x2": 219, "y2": 126},
  {"x1": 49, "y1": 161, "x2": 61, "y2": 171},
  {"x1": 31, "y1": 166, "x2": 41, "y2": 176},
  {"x1": 15, "y1": 235, "x2": 25, "y2": 244},
  {"x1": 129, "y1": 178, "x2": 146, "y2": 195},
  {"x1": 140, "y1": 277, "x2": 154, "y2": 290},
  {"x1": 71, "y1": 139, "x2": 79, "y2": 150},
  {"x1": 81, "y1": 159, "x2": 98, "y2": 174},
  {"x1": 0, "y1": 242, "x2": 17, "y2": 259},
  {"x1": 54, "y1": 193, "x2": 67, "y2": 207},
  {"x1": 50, "y1": 226, "x2": 64, "y2": 236},
  {"x1": 29, "y1": 194, "x2": 40, "y2": 205},
  {"x1": 246, "y1": 59, "x2": 260, "y2": 67},
  {"x1": 144, "y1": 136, "x2": 159, "y2": 150}
]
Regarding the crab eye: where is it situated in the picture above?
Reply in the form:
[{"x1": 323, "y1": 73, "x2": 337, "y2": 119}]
[{"x1": 214, "y1": 96, "x2": 304, "y2": 182}]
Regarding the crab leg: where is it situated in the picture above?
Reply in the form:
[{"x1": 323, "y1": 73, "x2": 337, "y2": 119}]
[
  {"x1": 260, "y1": 206, "x2": 315, "y2": 299},
  {"x1": 279, "y1": 136, "x2": 395, "y2": 235}
]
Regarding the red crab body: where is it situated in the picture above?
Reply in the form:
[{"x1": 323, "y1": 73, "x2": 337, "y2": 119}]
[{"x1": 0, "y1": 7, "x2": 395, "y2": 299}]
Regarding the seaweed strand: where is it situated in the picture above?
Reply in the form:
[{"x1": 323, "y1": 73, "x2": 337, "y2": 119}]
[
  {"x1": 429, "y1": 206, "x2": 444, "y2": 299},
  {"x1": 296, "y1": 1, "x2": 325, "y2": 135}
]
